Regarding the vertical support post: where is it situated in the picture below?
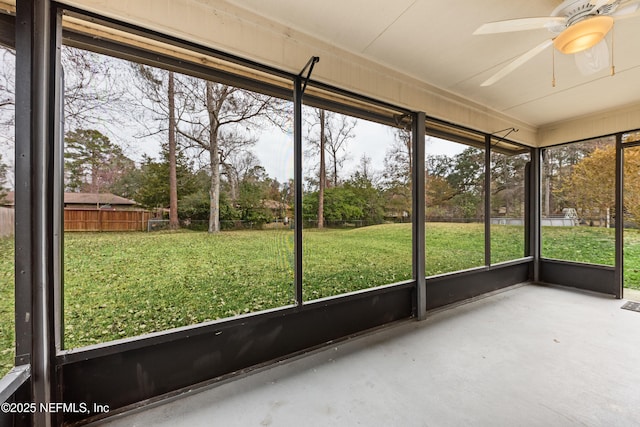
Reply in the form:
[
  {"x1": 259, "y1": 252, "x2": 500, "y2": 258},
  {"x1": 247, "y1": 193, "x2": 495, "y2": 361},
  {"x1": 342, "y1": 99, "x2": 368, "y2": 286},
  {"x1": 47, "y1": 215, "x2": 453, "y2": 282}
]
[
  {"x1": 412, "y1": 112, "x2": 426, "y2": 320},
  {"x1": 53, "y1": 10, "x2": 64, "y2": 352},
  {"x1": 14, "y1": 0, "x2": 34, "y2": 370},
  {"x1": 615, "y1": 133, "x2": 623, "y2": 299},
  {"x1": 484, "y1": 135, "x2": 491, "y2": 267},
  {"x1": 16, "y1": 1, "x2": 56, "y2": 425},
  {"x1": 293, "y1": 77, "x2": 304, "y2": 305},
  {"x1": 530, "y1": 148, "x2": 541, "y2": 281},
  {"x1": 524, "y1": 160, "x2": 531, "y2": 258}
]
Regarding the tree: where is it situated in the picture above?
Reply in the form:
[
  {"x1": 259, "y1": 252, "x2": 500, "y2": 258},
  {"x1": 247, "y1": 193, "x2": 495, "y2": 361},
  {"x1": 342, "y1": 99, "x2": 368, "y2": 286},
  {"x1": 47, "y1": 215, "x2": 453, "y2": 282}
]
[
  {"x1": 0, "y1": 47, "x2": 15, "y2": 197},
  {"x1": 131, "y1": 65, "x2": 182, "y2": 228},
  {"x1": 0, "y1": 46, "x2": 130, "y2": 196},
  {"x1": 384, "y1": 129, "x2": 412, "y2": 185},
  {"x1": 64, "y1": 129, "x2": 135, "y2": 193},
  {"x1": 0, "y1": 47, "x2": 15, "y2": 149},
  {"x1": 345, "y1": 171, "x2": 385, "y2": 226},
  {"x1": 108, "y1": 166, "x2": 143, "y2": 201},
  {"x1": 167, "y1": 71, "x2": 179, "y2": 229},
  {"x1": 541, "y1": 139, "x2": 608, "y2": 216},
  {"x1": 0, "y1": 153, "x2": 7, "y2": 203},
  {"x1": 302, "y1": 155, "x2": 386, "y2": 227},
  {"x1": 1, "y1": 46, "x2": 127, "y2": 190},
  {"x1": 237, "y1": 166, "x2": 273, "y2": 226},
  {"x1": 318, "y1": 110, "x2": 326, "y2": 228},
  {"x1": 62, "y1": 46, "x2": 126, "y2": 132},
  {"x1": 177, "y1": 80, "x2": 280, "y2": 233},
  {"x1": 491, "y1": 152, "x2": 528, "y2": 217},
  {"x1": 303, "y1": 187, "x2": 364, "y2": 224},
  {"x1": 383, "y1": 129, "x2": 412, "y2": 219},
  {"x1": 324, "y1": 112, "x2": 356, "y2": 187},
  {"x1": 128, "y1": 149, "x2": 207, "y2": 211},
  {"x1": 426, "y1": 154, "x2": 456, "y2": 210},
  {"x1": 623, "y1": 148, "x2": 640, "y2": 225},
  {"x1": 423, "y1": 146, "x2": 485, "y2": 221},
  {"x1": 306, "y1": 109, "x2": 357, "y2": 228},
  {"x1": 561, "y1": 144, "x2": 627, "y2": 226},
  {"x1": 221, "y1": 149, "x2": 260, "y2": 204}
]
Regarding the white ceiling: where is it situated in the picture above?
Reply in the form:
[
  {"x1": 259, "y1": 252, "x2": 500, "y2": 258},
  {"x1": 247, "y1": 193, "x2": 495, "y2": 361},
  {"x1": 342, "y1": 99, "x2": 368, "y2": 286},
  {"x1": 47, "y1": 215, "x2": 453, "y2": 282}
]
[{"x1": 224, "y1": 0, "x2": 640, "y2": 128}]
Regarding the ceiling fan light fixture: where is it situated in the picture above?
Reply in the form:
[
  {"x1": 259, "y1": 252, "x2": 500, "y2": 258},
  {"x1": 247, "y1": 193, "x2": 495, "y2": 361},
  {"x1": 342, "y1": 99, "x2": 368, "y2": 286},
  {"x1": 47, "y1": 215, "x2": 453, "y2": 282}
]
[{"x1": 553, "y1": 15, "x2": 614, "y2": 54}]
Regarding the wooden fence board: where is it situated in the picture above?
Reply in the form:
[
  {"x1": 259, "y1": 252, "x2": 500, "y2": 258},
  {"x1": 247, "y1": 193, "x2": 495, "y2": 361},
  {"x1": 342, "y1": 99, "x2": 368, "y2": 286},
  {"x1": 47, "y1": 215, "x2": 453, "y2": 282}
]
[
  {"x1": 64, "y1": 209, "x2": 151, "y2": 232},
  {"x1": 0, "y1": 208, "x2": 151, "y2": 234},
  {"x1": 0, "y1": 207, "x2": 14, "y2": 237}
]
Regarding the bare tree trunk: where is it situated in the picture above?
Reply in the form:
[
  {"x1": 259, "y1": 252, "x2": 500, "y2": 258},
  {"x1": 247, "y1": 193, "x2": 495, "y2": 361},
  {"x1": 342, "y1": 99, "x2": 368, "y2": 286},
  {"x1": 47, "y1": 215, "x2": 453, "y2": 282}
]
[
  {"x1": 223, "y1": 163, "x2": 238, "y2": 203},
  {"x1": 543, "y1": 153, "x2": 551, "y2": 217},
  {"x1": 332, "y1": 146, "x2": 338, "y2": 188},
  {"x1": 318, "y1": 109, "x2": 326, "y2": 229},
  {"x1": 206, "y1": 81, "x2": 221, "y2": 233},
  {"x1": 91, "y1": 163, "x2": 98, "y2": 194},
  {"x1": 168, "y1": 71, "x2": 179, "y2": 230},
  {"x1": 406, "y1": 136, "x2": 413, "y2": 178}
]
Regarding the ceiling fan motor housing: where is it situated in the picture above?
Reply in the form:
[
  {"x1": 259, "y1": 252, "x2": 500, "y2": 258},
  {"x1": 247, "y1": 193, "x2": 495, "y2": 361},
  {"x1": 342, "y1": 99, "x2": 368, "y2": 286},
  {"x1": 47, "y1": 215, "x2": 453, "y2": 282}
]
[{"x1": 552, "y1": 0, "x2": 620, "y2": 25}]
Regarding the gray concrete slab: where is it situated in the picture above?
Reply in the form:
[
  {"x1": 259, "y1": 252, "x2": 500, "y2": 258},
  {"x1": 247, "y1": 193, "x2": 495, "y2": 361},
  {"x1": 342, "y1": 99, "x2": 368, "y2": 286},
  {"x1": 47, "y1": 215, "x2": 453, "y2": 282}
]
[
  {"x1": 624, "y1": 287, "x2": 640, "y2": 302},
  {"x1": 94, "y1": 284, "x2": 640, "y2": 427}
]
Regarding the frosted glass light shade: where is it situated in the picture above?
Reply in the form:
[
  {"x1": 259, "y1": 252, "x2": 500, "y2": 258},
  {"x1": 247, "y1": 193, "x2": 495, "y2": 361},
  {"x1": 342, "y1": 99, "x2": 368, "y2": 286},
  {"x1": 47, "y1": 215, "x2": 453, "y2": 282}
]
[
  {"x1": 553, "y1": 16, "x2": 613, "y2": 54},
  {"x1": 574, "y1": 39, "x2": 609, "y2": 75}
]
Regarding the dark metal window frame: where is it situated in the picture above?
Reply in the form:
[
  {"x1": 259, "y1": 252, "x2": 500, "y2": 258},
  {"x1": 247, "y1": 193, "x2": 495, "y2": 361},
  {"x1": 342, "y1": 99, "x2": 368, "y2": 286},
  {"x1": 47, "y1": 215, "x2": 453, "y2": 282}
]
[
  {"x1": 5, "y1": 4, "x2": 419, "y2": 424},
  {"x1": 9, "y1": 1, "x2": 634, "y2": 424},
  {"x1": 422, "y1": 119, "x2": 534, "y2": 309},
  {"x1": 56, "y1": 6, "x2": 415, "y2": 317},
  {"x1": 537, "y1": 130, "x2": 640, "y2": 298}
]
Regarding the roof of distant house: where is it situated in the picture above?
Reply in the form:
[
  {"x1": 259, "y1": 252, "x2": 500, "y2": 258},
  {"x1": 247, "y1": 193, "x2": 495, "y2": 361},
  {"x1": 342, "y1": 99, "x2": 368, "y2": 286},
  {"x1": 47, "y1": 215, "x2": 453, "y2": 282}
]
[
  {"x1": 63, "y1": 192, "x2": 137, "y2": 206},
  {"x1": 1, "y1": 192, "x2": 138, "y2": 207}
]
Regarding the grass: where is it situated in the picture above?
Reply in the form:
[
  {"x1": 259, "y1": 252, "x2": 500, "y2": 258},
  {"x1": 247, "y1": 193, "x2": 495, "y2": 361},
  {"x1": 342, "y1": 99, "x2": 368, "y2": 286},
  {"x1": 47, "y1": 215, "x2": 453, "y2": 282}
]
[
  {"x1": 1, "y1": 222, "x2": 639, "y2": 377},
  {"x1": 427, "y1": 222, "x2": 485, "y2": 274},
  {"x1": 303, "y1": 224, "x2": 412, "y2": 300},
  {"x1": 0, "y1": 237, "x2": 13, "y2": 378},
  {"x1": 542, "y1": 226, "x2": 615, "y2": 266}
]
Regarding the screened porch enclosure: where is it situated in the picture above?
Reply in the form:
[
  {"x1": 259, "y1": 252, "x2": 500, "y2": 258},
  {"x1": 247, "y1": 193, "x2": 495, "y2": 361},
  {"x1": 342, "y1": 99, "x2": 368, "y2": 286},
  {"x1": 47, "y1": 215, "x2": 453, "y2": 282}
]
[{"x1": 2, "y1": 1, "x2": 640, "y2": 426}]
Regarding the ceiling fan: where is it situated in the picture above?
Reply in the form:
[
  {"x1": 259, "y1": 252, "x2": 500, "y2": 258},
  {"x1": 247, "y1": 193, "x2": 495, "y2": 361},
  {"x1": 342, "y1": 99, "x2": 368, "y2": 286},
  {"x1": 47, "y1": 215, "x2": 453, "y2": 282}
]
[{"x1": 474, "y1": 0, "x2": 640, "y2": 86}]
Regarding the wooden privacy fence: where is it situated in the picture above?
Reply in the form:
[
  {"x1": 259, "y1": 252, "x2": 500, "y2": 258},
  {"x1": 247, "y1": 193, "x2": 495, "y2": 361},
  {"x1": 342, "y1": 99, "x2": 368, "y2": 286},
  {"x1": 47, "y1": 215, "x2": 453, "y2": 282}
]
[
  {"x1": 65, "y1": 209, "x2": 152, "y2": 232},
  {"x1": 0, "y1": 207, "x2": 14, "y2": 237}
]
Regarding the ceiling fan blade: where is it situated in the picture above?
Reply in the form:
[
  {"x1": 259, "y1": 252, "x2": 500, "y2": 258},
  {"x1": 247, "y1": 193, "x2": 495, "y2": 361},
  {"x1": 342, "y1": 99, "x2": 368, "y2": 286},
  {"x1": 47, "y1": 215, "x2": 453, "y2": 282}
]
[
  {"x1": 574, "y1": 39, "x2": 609, "y2": 75},
  {"x1": 481, "y1": 39, "x2": 553, "y2": 86},
  {"x1": 612, "y1": 0, "x2": 640, "y2": 17},
  {"x1": 589, "y1": 0, "x2": 616, "y2": 14},
  {"x1": 473, "y1": 17, "x2": 566, "y2": 35}
]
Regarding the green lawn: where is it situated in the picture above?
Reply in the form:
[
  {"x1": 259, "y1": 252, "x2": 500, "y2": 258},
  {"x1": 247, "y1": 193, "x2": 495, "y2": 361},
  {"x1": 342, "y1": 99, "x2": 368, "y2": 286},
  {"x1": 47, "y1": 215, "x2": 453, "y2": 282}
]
[
  {"x1": 0, "y1": 237, "x2": 13, "y2": 377},
  {"x1": 542, "y1": 226, "x2": 615, "y2": 266},
  {"x1": 303, "y1": 224, "x2": 412, "y2": 300},
  {"x1": 427, "y1": 222, "x2": 485, "y2": 273},
  {"x1": 1, "y1": 222, "x2": 639, "y2": 377}
]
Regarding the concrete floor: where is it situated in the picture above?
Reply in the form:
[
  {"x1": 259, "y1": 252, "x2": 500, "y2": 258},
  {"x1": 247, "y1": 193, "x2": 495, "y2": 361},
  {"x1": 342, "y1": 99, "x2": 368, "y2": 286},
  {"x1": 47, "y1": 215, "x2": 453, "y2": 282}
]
[
  {"x1": 625, "y1": 287, "x2": 640, "y2": 302},
  {"x1": 95, "y1": 284, "x2": 640, "y2": 427}
]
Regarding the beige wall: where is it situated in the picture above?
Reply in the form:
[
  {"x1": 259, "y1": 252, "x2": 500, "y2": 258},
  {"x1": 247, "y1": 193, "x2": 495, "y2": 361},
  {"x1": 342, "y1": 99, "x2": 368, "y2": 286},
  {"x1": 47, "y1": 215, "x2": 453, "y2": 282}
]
[{"x1": 539, "y1": 102, "x2": 640, "y2": 146}]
